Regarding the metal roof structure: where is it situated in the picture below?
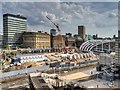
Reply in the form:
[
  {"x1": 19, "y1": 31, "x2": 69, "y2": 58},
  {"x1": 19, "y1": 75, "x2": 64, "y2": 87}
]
[{"x1": 80, "y1": 39, "x2": 115, "y2": 51}]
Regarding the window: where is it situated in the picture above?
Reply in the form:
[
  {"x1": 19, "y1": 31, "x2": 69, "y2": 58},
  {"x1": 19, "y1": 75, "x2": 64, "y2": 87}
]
[{"x1": 119, "y1": 43, "x2": 120, "y2": 48}]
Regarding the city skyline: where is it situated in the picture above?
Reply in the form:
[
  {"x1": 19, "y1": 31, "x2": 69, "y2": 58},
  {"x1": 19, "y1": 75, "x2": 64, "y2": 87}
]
[
  {"x1": 1, "y1": 2, "x2": 118, "y2": 37},
  {"x1": 1, "y1": 1, "x2": 120, "y2": 89}
]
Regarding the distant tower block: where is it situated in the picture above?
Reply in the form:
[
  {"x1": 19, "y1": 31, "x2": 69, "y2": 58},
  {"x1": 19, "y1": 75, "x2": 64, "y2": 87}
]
[
  {"x1": 50, "y1": 29, "x2": 56, "y2": 36},
  {"x1": 78, "y1": 26, "x2": 86, "y2": 40}
]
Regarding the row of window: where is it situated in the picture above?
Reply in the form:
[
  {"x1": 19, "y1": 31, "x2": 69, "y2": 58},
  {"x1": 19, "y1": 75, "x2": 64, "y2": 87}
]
[
  {"x1": 24, "y1": 37, "x2": 50, "y2": 39},
  {"x1": 7, "y1": 29, "x2": 26, "y2": 32},
  {"x1": 8, "y1": 26, "x2": 26, "y2": 28},
  {"x1": 6, "y1": 17, "x2": 26, "y2": 22},
  {"x1": 4, "y1": 21, "x2": 26, "y2": 24}
]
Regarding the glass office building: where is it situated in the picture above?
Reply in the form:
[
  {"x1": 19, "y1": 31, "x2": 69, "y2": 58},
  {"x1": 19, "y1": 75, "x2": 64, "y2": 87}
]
[{"x1": 3, "y1": 13, "x2": 27, "y2": 47}]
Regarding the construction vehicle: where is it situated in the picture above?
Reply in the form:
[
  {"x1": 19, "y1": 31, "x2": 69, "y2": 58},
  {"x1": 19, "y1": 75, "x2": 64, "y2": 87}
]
[{"x1": 46, "y1": 16, "x2": 63, "y2": 48}]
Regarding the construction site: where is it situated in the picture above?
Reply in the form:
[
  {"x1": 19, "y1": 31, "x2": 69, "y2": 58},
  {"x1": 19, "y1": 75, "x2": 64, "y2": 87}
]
[
  {"x1": 1, "y1": 3, "x2": 120, "y2": 90},
  {"x1": 28, "y1": 54, "x2": 120, "y2": 90}
]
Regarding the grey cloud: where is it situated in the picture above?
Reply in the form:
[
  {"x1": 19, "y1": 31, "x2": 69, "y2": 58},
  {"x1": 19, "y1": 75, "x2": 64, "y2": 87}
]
[{"x1": 2, "y1": 2, "x2": 118, "y2": 37}]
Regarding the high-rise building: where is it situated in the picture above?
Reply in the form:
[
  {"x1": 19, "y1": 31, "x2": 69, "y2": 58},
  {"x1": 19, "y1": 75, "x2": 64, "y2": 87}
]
[
  {"x1": 3, "y1": 13, "x2": 27, "y2": 47},
  {"x1": 78, "y1": 26, "x2": 86, "y2": 40}
]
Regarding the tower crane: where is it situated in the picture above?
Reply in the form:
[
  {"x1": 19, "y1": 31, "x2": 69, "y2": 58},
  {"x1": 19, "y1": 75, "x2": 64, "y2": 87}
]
[
  {"x1": 46, "y1": 16, "x2": 61, "y2": 34},
  {"x1": 46, "y1": 16, "x2": 63, "y2": 48}
]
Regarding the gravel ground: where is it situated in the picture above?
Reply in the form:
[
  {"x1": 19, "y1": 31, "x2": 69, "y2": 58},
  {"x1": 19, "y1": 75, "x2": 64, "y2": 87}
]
[{"x1": 1, "y1": 76, "x2": 29, "y2": 90}]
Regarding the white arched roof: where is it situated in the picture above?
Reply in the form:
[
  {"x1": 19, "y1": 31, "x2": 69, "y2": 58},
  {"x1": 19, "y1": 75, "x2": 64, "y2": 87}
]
[{"x1": 79, "y1": 39, "x2": 115, "y2": 51}]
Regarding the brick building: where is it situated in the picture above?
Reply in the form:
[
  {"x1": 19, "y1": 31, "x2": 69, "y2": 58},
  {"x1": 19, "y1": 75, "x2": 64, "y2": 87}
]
[
  {"x1": 52, "y1": 35, "x2": 65, "y2": 48},
  {"x1": 22, "y1": 31, "x2": 50, "y2": 49}
]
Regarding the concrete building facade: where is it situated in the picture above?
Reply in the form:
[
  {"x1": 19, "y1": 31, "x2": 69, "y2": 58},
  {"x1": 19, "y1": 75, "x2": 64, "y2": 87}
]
[
  {"x1": 23, "y1": 31, "x2": 50, "y2": 49},
  {"x1": 3, "y1": 13, "x2": 27, "y2": 47}
]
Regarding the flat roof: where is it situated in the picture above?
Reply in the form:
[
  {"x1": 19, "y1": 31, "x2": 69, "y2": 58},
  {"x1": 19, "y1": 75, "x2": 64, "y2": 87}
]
[
  {"x1": 61, "y1": 72, "x2": 89, "y2": 81},
  {"x1": 60, "y1": 68, "x2": 99, "y2": 81},
  {"x1": 23, "y1": 31, "x2": 50, "y2": 35},
  {"x1": 3, "y1": 13, "x2": 27, "y2": 19}
]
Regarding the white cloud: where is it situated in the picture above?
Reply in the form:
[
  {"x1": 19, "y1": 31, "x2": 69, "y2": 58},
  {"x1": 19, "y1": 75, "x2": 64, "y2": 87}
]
[
  {"x1": 59, "y1": 14, "x2": 72, "y2": 24},
  {"x1": 2, "y1": 2, "x2": 118, "y2": 37},
  {"x1": 40, "y1": 20, "x2": 44, "y2": 23},
  {"x1": 42, "y1": 11, "x2": 57, "y2": 22}
]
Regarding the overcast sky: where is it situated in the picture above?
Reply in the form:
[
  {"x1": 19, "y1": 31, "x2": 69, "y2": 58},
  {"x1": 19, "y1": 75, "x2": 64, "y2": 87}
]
[{"x1": 1, "y1": 1, "x2": 119, "y2": 37}]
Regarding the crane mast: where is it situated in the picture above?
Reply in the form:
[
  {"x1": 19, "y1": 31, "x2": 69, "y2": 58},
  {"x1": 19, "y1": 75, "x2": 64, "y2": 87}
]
[{"x1": 46, "y1": 16, "x2": 63, "y2": 48}]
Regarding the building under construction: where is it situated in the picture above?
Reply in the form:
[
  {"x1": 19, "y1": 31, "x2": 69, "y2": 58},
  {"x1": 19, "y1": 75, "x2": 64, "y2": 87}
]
[{"x1": 95, "y1": 31, "x2": 120, "y2": 88}]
